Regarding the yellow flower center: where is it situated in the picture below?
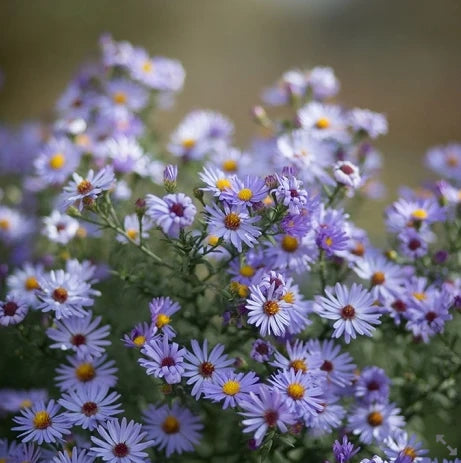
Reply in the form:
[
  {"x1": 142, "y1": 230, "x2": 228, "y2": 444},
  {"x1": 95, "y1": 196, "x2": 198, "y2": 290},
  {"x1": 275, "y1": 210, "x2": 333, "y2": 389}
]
[
  {"x1": 208, "y1": 235, "x2": 220, "y2": 246},
  {"x1": 126, "y1": 228, "x2": 138, "y2": 240},
  {"x1": 77, "y1": 179, "x2": 92, "y2": 195},
  {"x1": 412, "y1": 208, "x2": 428, "y2": 220},
  {"x1": 222, "y1": 380, "x2": 241, "y2": 396},
  {"x1": 142, "y1": 60, "x2": 153, "y2": 73},
  {"x1": 413, "y1": 292, "x2": 426, "y2": 301},
  {"x1": 33, "y1": 410, "x2": 52, "y2": 429},
  {"x1": 287, "y1": 382, "x2": 305, "y2": 400},
  {"x1": 325, "y1": 237, "x2": 333, "y2": 247},
  {"x1": 156, "y1": 313, "x2": 171, "y2": 328},
  {"x1": 290, "y1": 359, "x2": 307, "y2": 373},
  {"x1": 113, "y1": 91, "x2": 127, "y2": 104},
  {"x1": 76, "y1": 226, "x2": 87, "y2": 238},
  {"x1": 263, "y1": 195, "x2": 274, "y2": 206},
  {"x1": 162, "y1": 415, "x2": 180, "y2": 434},
  {"x1": 20, "y1": 399, "x2": 33, "y2": 408},
  {"x1": 49, "y1": 153, "x2": 66, "y2": 170},
  {"x1": 403, "y1": 447, "x2": 417, "y2": 460},
  {"x1": 215, "y1": 178, "x2": 231, "y2": 191},
  {"x1": 281, "y1": 235, "x2": 299, "y2": 253},
  {"x1": 224, "y1": 212, "x2": 241, "y2": 230},
  {"x1": 367, "y1": 411, "x2": 383, "y2": 427},
  {"x1": 240, "y1": 265, "x2": 255, "y2": 278},
  {"x1": 446, "y1": 155, "x2": 459, "y2": 167},
  {"x1": 133, "y1": 335, "x2": 146, "y2": 347},
  {"x1": 181, "y1": 138, "x2": 196, "y2": 150},
  {"x1": 283, "y1": 291, "x2": 295, "y2": 304},
  {"x1": 263, "y1": 300, "x2": 280, "y2": 316},
  {"x1": 231, "y1": 281, "x2": 249, "y2": 298},
  {"x1": 0, "y1": 218, "x2": 10, "y2": 230},
  {"x1": 75, "y1": 363, "x2": 96, "y2": 382},
  {"x1": 237, "y1": 188, "x2": 253, "y2": 202},
  {"x1": 316, "y1": 117, "x2": 330, "y2": 129},
  {"x1": 371, "y1": 271, "x2": 385, "y2": 286},
  {"x1": 222, "y1": 159, "x2": 238, "y2": 172}
]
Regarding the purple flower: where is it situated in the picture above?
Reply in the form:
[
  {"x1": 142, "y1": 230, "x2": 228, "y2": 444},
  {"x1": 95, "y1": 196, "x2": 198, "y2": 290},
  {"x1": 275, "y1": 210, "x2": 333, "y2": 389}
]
[
  {"x1": 316, "y1": 224, "x2": 349, "y2": 256},
  {"x1": 306, "y1": 394, "x2": 346, "y2": 435},
  {"x1": 334, "y1": 161, "x2": 362, "y2": 188},
  {"x1": 199, "y1": 166, "x2": 234, "y2": 199},
  {"x1": 183, "y1": 339, "x2": 234, "y2": 399},
  {"x1": 55, "y1": 354, "x2": 117, "y2": 391},
  {"x1": 12, "y1": 399, "x2": 72, "y2": 444},
  {"x1": 0, "y1": 389, "x2": 48, "y2": 413},
  {"x1": 139, "y1": 336, "x2": 186, "y2": 384},
  {"x1": 398, "y1": 228, "x2": 429, "y2": 259},
  {"x1": 0, "y1": 294, "x2": 28, "y2": 326},
  {"x1": 271, "y1": 339, "x2": 323, "y2": 375},
  {"x1": 425, "y1": 143, "x2": 461, "y2": 180},
  {"x1": 122, "y1": 322, "x2": 158, "y2": 349},
  {"x1": 384, "y1": 431, "x2": 428, "y2": 462},
  {"x1": 348, "y1": 108, "x2": 388, "y2": 139},
  {"x1": 104, "y1": 78, "x2": 149, "y2": 112},
  {"x1": 42, "y1": 210, "x2": 79, "y2": 245},
  {"x1": 6, "y1": 262, "x2": 44, "y2": 306},
  {"x1": 59, "y1": 384, "x2": 123, "y2": 430},
  {"x1": 314, "y1": 283, "x2": 382, "y2": 343},
  {"x1": 53, "y1": 447, "x2": 95, "y2": 463},
  {"x1": 142, "y1": 402, "x2": 203, "y2": 457},
  {"x1": 273, "y1": 174, "x2": 310, "y2": 214},
  {"x1": 239, "y1": 386, "x2": 297, "y2": 446},
  {"x1": 46, "y1": 311, "x2": 111, "y2": 359},
  {"x1": 221, "y1": 175, "x2": 268, "y2": 207},
  {"x1": 149, "y1": 297, "x2": 181, "y2": 338},
  {"x1": 90, "y1": 417, "x2": 154, "y2": 463},
  {"x1": 355, "y1": 367, "x2": 390, "y2": 405},
  {"x1": 205, "y1": 203, "x2": 261, "y2": 252},
  {"x1": 202, "y1": 370, "x2": 260, "y2": 409},
  {"x1": 11, "y1": 443, "x2": 45, "y2": 463},
  {"x1": 332, "y1": 435, "x2": 360, "y2": 463},
  {"x1": 308, "y1": 66, "x2": 340, "y2": 100},
  {"x1": 146, "y1": 192, "x2": 196, "y2": 238},
  {"x1": 251, "y1": 339, "x2": 275, "y2": 363}
]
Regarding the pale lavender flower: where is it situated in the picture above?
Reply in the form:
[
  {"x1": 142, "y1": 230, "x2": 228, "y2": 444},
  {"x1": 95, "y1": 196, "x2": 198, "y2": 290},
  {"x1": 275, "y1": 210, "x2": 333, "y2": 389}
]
[{"x1": 0, "y1": 294, "x2": 29, "y2": 326}]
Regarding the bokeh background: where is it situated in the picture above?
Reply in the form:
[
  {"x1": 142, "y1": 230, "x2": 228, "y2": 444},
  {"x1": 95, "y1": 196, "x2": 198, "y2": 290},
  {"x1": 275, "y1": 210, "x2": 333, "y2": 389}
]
[{"x1": 1, "y1": 0, "x2": 461, "y2": 455}]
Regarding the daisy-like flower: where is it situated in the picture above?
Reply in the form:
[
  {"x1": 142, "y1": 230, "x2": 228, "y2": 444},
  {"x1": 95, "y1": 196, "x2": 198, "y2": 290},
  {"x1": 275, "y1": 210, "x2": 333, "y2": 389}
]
[
  {"x1": 239, "y1": 386, "x2": 296, "y2": 446},
  {"x1": 0, "y1": 389, "x2": 48, "y2": 413},
  {"x1": 314, "y1": 283, "x2": 382, "y2": 344},
  {"x1": 90, "y1": 417, "x2": 154, "y2": 463},
  {"x1": 55, "y1": 354, "x2": 117, "y2": 391},
  {"x1": 355, "y1": 367, "x2": 390, "y2": 404},
  {"x1": 305, "y1": 393, "x2": 346, "y2": 436},
  {"x1": 307, "y1": 339, "x2": 356, "y2": 388},
  {"x1": 145, "y1": 192, "x2": 196, "y2": 238},
  {"x1": 273, "y1": 174, "x2": 310, "y2": 214},
  {"x1": 42, "y1": 210, "x2": 80, "y2": 245},
  {"x1": 202, "y1": 370, "x2": 260, "y2": 409},
  {"x1": 53, "y1": 447, "x2": 96, "y2": 463},
  {"x1": 332, "y1": 435, "x2": 361, "y2": 463},
  {"x1": 298, "y1": 102, "x2": 349, "y2": 143},
  {"x1": 425, "y1": 143, "x2": 461, "y2": 181},
  {"x1": 315, "y1": 224, "x2": 349, "y2": 257},
  {"x1": 353, "y1": 252, "x2": 407, "y2": 301},
  {"x1": 149, "y1": 297, "x2": 181, "y2": 338},
  {"x1": 0, "y1": 294, "x2": 29, "y2": 326},
  {"x1": 34, "y1": 137, "x2": 80, "y2": 184},
  {"x1": 348, "y1": 109, "x2": 388, "y2": 139},
  {"x1": 101, "y1": 136, "x2": 148, "y2": 175},
  {"x1": 308, "y1": 66, "x2": 340, "y2": 100},
  {"x1": 207, "y1": 146, "x2": 251, "y2": 175},
  {"x1": 0, "y1": 205, "x2": 32, "y2": 245},
  {"x1": 246, "y1": 282, "x2": 291, "y2": 336},
  {"x1": 36, "y1": 270, "x2": 99, "y2": 319},
  {"x1": 65, "y1": 259, "x2": 100, "y2": 284},
  {"x1": 142, "y1": 402, "x2": 203, "y2": 457},
  {"x1": 205, "y1": 203, "x2": 261, "y2": 252},
  {"x1": 221, "y1": 174, "x2": 268, "y2": 207},
  {"x1": 6, "y1": 262, "x2": 43, "y2": 306},
  {"x1": 183, "y1": 339, "x2": 234, "y2": 399},
  {"x1": 262, "y1": 68, "x2": 308, "y2": 106},
  {"x1": 59, "y1": 166, "x2": 115, "y2": 211},
  {"x1": 116, "y1": 214, "x2": 153, "y2": 245},
  {"x1": 123, "y1": 322, "x2": 158, "y2": 349},
  {"x1": 271, "y1": 340, "x2": 323, "y2": 375},
  {"x1": 139, "y1": 336, "x2": 186, "y2": 384},
  {"x1": 384, "y1": 431, "x2": 428, "y2": 463},
  {"x1": 12, "y1": 399, "x2": 71, "y2": 444},
  {"x1": 250, "y1": 339, "x2": 275, "y2": 363},
  {"x1": 46, "y1": 311, "x2": 111, "y2": 359},
  {"x1": 269, "y1": 369, "x2": 325, "y2": 419},
  {"x1": 398, "y1": 228, "x2": 430, "y2": 259},
  {"x1": 59, "y1": 384, "x2": 123, "y2": 430},
  {"x1": 348, "y1": 402, "x2": 405, "y2": 444},
  {"x1": 334, "y1": 161, "x2": 362, "y2": 189},
  {"x1": 104, "y1": 78, "x2": 149, "y2": 112},
  {"x1": 11, "y1": 442, "x2": 45, "y2": 463},
  {"x1": 199, "y1": 166, "x2": 234, "y2": 199}
]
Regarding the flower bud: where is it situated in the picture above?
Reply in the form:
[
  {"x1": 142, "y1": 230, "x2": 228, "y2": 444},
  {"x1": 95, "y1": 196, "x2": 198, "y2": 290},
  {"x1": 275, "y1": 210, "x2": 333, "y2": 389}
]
[{"x1": 163, "y1": 164, "x2": 178, "y2": 193}]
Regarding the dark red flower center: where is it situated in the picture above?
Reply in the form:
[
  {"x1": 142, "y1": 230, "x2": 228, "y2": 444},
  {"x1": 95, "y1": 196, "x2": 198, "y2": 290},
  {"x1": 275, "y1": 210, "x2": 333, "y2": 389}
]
[
  {"x1": 81, "y1": 401, "x2": 98, "y2": 416},
  {"x1": 113, "y1": 443, "x2": 129, "y2": 457},
  {"x1": 256, "y1": 343, "x2": 269, "y2": 355},
  {"x1": 341, "y1": 304, "x2": 356, "y2": 319},
  {"x1": 425, "y1": 311, "x2": 437, "y2": 322},
  {"x1": 320, "y1": 360, "x2": 333, "y2": 372},
  {"x1": 264, "y1": 409, "x2": 279, "y2": 427},
  {"x1": 408, "y1": 239, "x2": 421, "y2": 250},
  {"x1": 71, "y1": 333, "x2": 87, "y2": 346},
  {"x1": 161, "y1": 356, "x2": 176, "y2": 367},
  {"x1": 170, "y1": 203, "x2": 184, "y2": 217},
  {"x1": 340, "y1": 164, "x2": 354, "y2": 175},
  {"x1": 391, "y1": 299, "x2": 407, "y2": 312},
  {"x1": 199, "y1": 361, "x2": 215, "y2": 377},
  {"x1": 289, "y1": 189, "x2": 299, "y2": 198},
  {"x1": 3, "y1": 302, "x2": 18, "y2": 316},
  {"x1": 367, "y1": 380, "x2": 380, "y2": 391},
  {"x1": 52, "y1": 287, "x2": 68, "y2": 303}
]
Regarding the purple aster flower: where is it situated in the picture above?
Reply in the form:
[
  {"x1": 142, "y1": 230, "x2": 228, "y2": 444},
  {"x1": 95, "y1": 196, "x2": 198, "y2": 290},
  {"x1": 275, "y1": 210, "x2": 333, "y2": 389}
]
[
  {"x1": 65, "y1": 259, "x2": 100, "y2": 284},
  {"x1": 334, "y1": 161, "x2": 362, "y2": 189},
  {"x1": 307, "y1": 339, "x2": 356, "y2": 388},
  {"x1": 46, "y1": 311, "x2": 110, "y2": 359},
  {"x1": 59, "y1": 166, "x2": 115, "y2": 211},
  {"x1": 348, "y1": 402, "x2": 405, "y2": 444},
  {"x1": 104, "y1": 78, "x2": 148, "y2": 112},
  {"x1": 116, "y1": 214, "x2": 153, "y2": 245},
  {"x1": 12, "y1": 399, "x2": 71, "y2": 444},
  {"x1": 149, "y1": 297, "x2": 181, "y2": 338},
  {"x1": 122, "y1": 322, "x2": 158, "y2": 349},
  {"x1": 348, "y1": 109, "x2": 388, "y2": 139},
  {"x1": 205, "y1": 203, "x2": 261, "y2": 252},
  {"x1": 398, "y1": 228, "x2": 430, "y2": 259},
  {"x1": 0, "y1": 294, "x2": 28, "y2": 326},
  {"x1": 11, "y1": 442, "x2": 45, "y2": 463},
  {"x1": 36, "y1": 270, "x2": 99, "y2": 319},
  {"x1": 145, "y1": 192, "x2": 196, "y2": 238},
  {"x1": 355, "y1": 367, "x2": 390, "y2": 405},
  {"x1": 6, "y1": 262, "x2": 44, "y2": 306},
  {"x1": 53, "y1": 447, "x2": 95, "y2": 463},
  {"x1": 59, "y1": 384, "x2": 123, "y2": 431},
  {"x1": 353, "y1": 252, "x2": 407, "y2": 301},
  {"x1": 202, "y1": 370, "x2": 260, "y2": 409},
  {"x1": 269, "y1": 369, "x2": 325, "y2": 419},
  {"x1": 103, "y1": 136, "x2": 148, "y2": 175},
  {"x1": 251, "y1": 339, "x2": 275, "y2": 363},
  {"x1": 207, "y1": 146, "x2": 251, "y2": 175},
  {"x1": 316, "y1": 224, "x2": 349, "y2": 257},
  {"x1": 139, "y1": 336, "x2": 186, "y2": 384},
  {"x1": 425, "y1": 143, "x2": 461, "y2": 180},
  {"x1": 34, "y1": 137, "x2": 81, "y2": 184},
  {"x1": 55, "y1": 354, "x2": 117, "y2": 391},
  {"x1": 142, "y1": 402, "x2": 203, "y2": 457},
  {"x1": 384, "y1": 431, "x2": 428, "y2": 463},
  {"x1": 314, "y1": 283, "x2": 382, "y2": 343},
  {"x1": 332, "y1": 435, "x2": 360, "y2": 463},
  {"x1": 183, "y1": 339, "x2": 234, "y2": 399},
  {"x1": 306, "y1": 394, "x2": 346, "y2": 436},
  {"x1": 90, "y1": 417, "x2": 154, "y2": 463},
  {"x1": 42, "y1": 210, "x2": 80, "y2": 245},
  {"x1": 262, "y1": 68, "x2": 308, "y2": 106},
  {"x1": 271, "y1": 340, "x2": 323, "y2": 375},
  {"x1": 308, "y1": 66, "x2": 340, "y2": 100},
  {"x1": 0, "y1": 389, "x2": 48, "y2": 413},
  {"x1": 199, "y1": 166, "x2": 234, "y2": 199},
  {"x1": 273, "y1": 174, "x2": 310, "y2": 214},
  {"x1": 228, "y1": 253, "x2": 266, "y2": 286},
  {"x1": 0, "y1": 205, "x2": 33, "y2": 245},
  {"x1": 281, "y1": 212, "x2": 313, "y2": 238},
  {"x1": 221, "y1": 174, "x2": 268, "y2": 207},
  {"x1": 163, "y1": 164, "x2": 178, "y2": 192},
  {"x1": 239, "y1": 385, "x2": 296, "y2": 446}
]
